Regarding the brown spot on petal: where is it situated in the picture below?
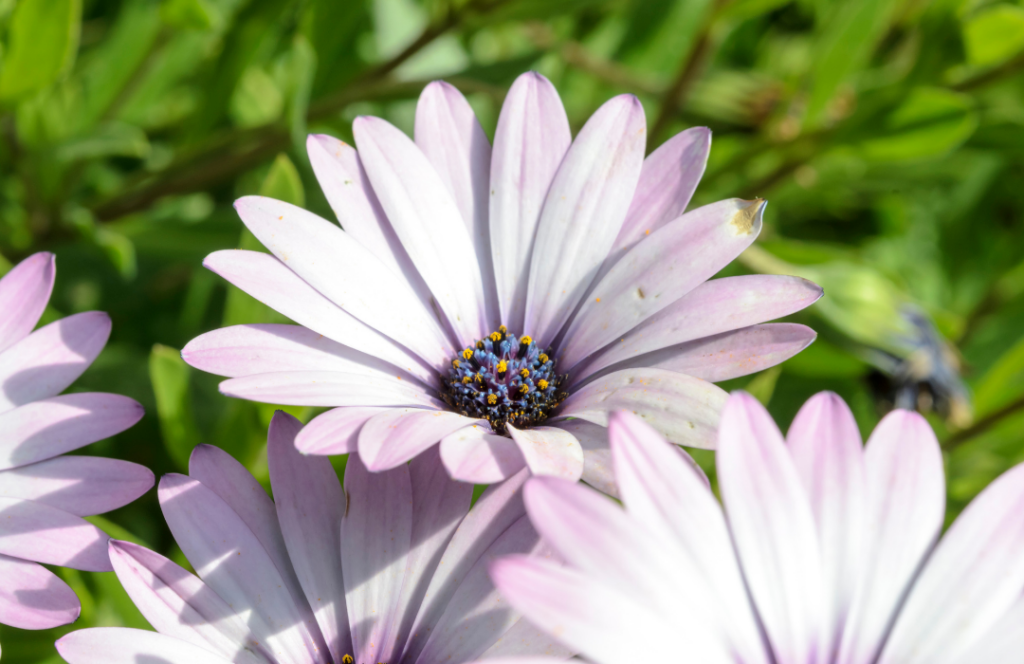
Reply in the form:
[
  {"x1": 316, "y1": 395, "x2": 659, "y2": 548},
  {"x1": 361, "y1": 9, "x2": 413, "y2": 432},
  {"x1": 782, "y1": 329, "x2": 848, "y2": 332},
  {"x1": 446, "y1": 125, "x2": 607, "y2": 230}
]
[{"x1": 730, "y1": 198, "x2": 765, "y2": 236}]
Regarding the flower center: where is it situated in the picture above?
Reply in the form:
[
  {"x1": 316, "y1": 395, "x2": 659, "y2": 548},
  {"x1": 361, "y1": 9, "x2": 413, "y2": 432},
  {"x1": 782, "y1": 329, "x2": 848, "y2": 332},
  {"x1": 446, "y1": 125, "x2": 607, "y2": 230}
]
[{"x1": 441, "y1": 325, "x2": 567, "y2": 434}]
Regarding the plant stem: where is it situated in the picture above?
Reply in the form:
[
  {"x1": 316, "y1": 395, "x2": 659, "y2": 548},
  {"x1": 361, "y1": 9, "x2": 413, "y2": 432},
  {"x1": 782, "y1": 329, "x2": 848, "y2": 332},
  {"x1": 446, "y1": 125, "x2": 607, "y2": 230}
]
[{"x1": 942, "y1": 394, "x2": 1024, "y2": 450}]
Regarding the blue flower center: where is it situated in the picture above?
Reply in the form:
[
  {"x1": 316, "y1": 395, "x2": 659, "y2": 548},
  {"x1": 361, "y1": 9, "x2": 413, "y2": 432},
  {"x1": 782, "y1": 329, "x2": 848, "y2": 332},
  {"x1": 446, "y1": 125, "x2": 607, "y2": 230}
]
[{"x1": 441, "y1": 326, "x2": 567, "y2": 435}]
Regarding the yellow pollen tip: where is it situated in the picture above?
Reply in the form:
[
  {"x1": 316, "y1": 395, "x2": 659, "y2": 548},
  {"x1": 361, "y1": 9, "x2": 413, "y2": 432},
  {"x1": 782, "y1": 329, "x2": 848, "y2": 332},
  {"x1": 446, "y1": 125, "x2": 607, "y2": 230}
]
[
  {"x1": 497, "y1": 360, "x2": 508, "y2": 373},
  {"x1": 462, "y1": 376, "x2": 471, "y2": 384},
  {"x1": 538, "y1": 379, "x2": 549, "y2": 390},
  {"x1": 475, "y1": 373, "x2": 483, "y2": 382},
  {"x1": 520, "y1": 335, "x2": 532, "y2": 345},
  {"x1": 539, "y1": 353, "x2": 549, "y2": 364},
  {"x1": 519, "y1": 384, "x2": 530, "y2": 394},
  {"x1": 462, "y1": 348, "x2": 473, "y2": 360},
  {"x1": 477, "y1": 341, "x2": 484, "y2": 349},
  {"x1": 498, "y1": 325, "x2": 507, "y2": 334},
  {"x1": 487, "y1": 394, "x2": 498, "y2": 405},
  {"x1": 520, "y1": 368, "x2": 530, "y2": 378},
  {"x1": 489, "y1": 332, "x2": 502, "y2": 342},
  {"x1": 342, "y1": 656, "x2": 354, "y2": 664},
  {"x1": 452, "y1": 359, "x2": 460, "y2": 368}
]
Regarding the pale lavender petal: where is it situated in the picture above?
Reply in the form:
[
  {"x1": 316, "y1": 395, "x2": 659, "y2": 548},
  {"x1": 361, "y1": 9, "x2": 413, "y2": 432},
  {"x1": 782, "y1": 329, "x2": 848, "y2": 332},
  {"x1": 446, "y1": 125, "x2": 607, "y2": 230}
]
[
  {"x1": 0, "y1": 456, "x2": 153, "y2": 516},
  {"x1": 878, "y1": 463, "x2": 1024, "y2": 663},
  {"x1": 471, "y1": 659, "x2": 566, "y2": 664},
  {"x1": 0, "y1": 498, "x2": 110, "y2": 571},
  {"x1": 717, "y1": 392, "x2": 826, "y2": 664},
  {"x1": 787, "y1": 392, "x2": 866, "y2": 656},
  {"x1": 354, "y1": 115, "x2": 488, "y2": 344},
  {"x1": 507, "y1": 425, "x2": 583, "y2": 481},
  {"x1": 0, "y1": 311, "x2": 110, "y2": 413},
  {"x1": 56, "y1": 628, "x2": 236, "y2": 664},
  {"x1": 944, "y1": 595, "x2": 1024, "y2": 664},
  {"x1": 294, "y1": 406, "x2": 389, "y2": 455},
  {"x1": 837, "y1": 410, "x2": 945, "y2": 664},
  {"x1": 416, "y1": 81, "x2": 498, "y2": 329},
  {"x1": 109, "y1": 540, "x2": 271, "y2": 664},
  {"x1": 571, "y1": 275, "x2": 822, "y2": 382},
  {"x1": 440, "y1": 424, "x2": 526, "y2": 484},
  {"x1": 560, "y1": 198, "x2": 765, "y2": 370},
  {"x1": 477, "y1": 618, "x2": 574, "y2": 660},
  {"x1": 550, "y1": 419, "x2": 616, "y2": 496},
  {"x1": 489, "y1": 72, "x2": 571, "y2": 331},
  {"x1": 218, "y1": 371, "x2": 443, "y2": 409},
  {"x1": 554, "y1": 368, "x2": 727, "y2": 449},
  {"x1": 203, "y1": 250, "x2": 437, "y2": 383},
  {"x1": 0, "y1": 252, "x2": 55, "y2": 353},
  {"x1": 341, "y1": 454, "x2": 413, "y2": 664},
  {"x1": 358, "y1": 407, "x2": 480, "y2": 471},
  {"x1": 523, "y1": 95, "x2": 646, "y2": 344},
  {"x1": 0, "y1": 553, "x2": 79, "y2": 629},
  {"x1": 233, "y1": 197, "x2": 453, "y2": 367},
  {"x1": 0, "y1": 393, "x2": 143, "y2": 471},
  {"x1": 158, "y1": 474, "x2": 330, "y2": 664},
  {"x1": 267, "y1": 412, "x2": 351, "y2": 663}
]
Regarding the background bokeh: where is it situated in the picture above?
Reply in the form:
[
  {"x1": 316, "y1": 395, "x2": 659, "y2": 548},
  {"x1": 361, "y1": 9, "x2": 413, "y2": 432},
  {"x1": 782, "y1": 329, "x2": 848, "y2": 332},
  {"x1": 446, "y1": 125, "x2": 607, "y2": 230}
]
[{"x1": 2, "y1": 0, "x2": 1024, "y2": 659}]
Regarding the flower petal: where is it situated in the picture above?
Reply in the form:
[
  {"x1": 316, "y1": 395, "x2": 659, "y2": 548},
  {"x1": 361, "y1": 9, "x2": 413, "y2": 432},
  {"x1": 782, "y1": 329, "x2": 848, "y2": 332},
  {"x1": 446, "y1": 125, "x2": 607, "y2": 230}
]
[
  {"x1": 267, "y1": 412, "x2": 351, "y2": 663},
  {"x1": 56, "y1": 628, "x2": 236, "y2": 664},
  {"x1": 524, "y1": 95, "x2": 646, "y2": 344},
  {"x1": 0, "y1": 393, "x2": 143, "y2": 472},
  {"x1": 560, "y1": 198, "x2": 765, "y2": 370},
  {"x1": 507, "y1": 425, "x2": 583, "y2": 481},
  {"x1": 233, "y1": 197, "x2": 453, "y2": 367},
  {"x1": 478, "y1": 618, "x2": 574, "y2": 661},
  {"x1": 358, "y1": 407, "x2": 480, "y2": 471},
  {"x1": 203, "y1": 250, "x2": 437, "y2": 383},
  {"x1": 0, "y1": 456, "x2": 153, "y2": 516},
  {"x1": 837, "y1": 410, "x2": 945, "y2": 664},
  {"x1": 717, "y1": 392, "x2": 826, "y2": 664},
  {"x1": 0, "y1": 553, "x2": 79, "y2": 629},
  {"x1": 218, "y1": 371, "x2": 442, "y2": 408},
  {"x1": 554, "y1": 368, "x2": 727, "y2": 449},
  {"x1": 109, "y1": 540, "x2": 272, "y2": 664},
  {"x1": 0, "y1": 252, "x2": 55, "y2": 354},
  {"x1": 944, "y1": 596, "x2": 1024, "y2": 664},
  {"x1": 354, "y1": 115, "x2": 488, "y2": 344},
  {"x1": 0, "y1": 312, "x2": 110, "y2": 413},
  {"x1": 570, "y1": 275, "x2": 822, "y2": 382},
  {"x1": 0, "y1": 498, "x2": 110, "y2": 571},
  {"x1": 440, "y1": 425, "x2": 527, "y2": 484},
  {"x1": 551, "y1": 419, "x2": 616, "y2": 496},
  {"x1": 489, "y1": 72, "x2": 571, "y2": 331},
  {"x1": 294, "y1": 406, "x2": 389, "y2": 455}
]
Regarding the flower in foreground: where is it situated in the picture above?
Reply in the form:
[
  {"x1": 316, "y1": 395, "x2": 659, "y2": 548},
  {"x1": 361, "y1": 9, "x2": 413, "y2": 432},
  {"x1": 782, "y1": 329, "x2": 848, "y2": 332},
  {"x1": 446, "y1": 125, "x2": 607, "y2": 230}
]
[
  {"x1": 486, "y1": 392, "x2": 1024, "y2": 663},
  {"x1": 183, "y1": 71, "x2": 820, "y2": 486},
  {"x1": 0, "y1": 253, "x2": 151, "y2": 651},
  {"x1": 55, "y1": 411, "x2": 568, "y2": 664}
]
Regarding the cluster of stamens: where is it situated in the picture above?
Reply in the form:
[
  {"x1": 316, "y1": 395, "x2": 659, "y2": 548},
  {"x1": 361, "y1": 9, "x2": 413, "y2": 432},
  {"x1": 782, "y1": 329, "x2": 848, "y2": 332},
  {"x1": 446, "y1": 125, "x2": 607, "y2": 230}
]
[{"x1": 441, "y1": 326, "x2": 567, "y2": 434}]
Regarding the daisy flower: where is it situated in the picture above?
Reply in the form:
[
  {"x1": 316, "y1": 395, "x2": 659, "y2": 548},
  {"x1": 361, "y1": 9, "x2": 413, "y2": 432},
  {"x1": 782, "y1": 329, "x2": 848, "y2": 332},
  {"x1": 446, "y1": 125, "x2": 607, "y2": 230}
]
[
  {"x1": 55, "y1": 411, "x2": 568, "y2": 664},
  {"x1": 0, "y1": 253, "x2": 151, "y2": 650},
  {"x1": 182, "y1": 72, "x2": 820, "y2": 486},
  {"x1": 486, "y1": 391, "x2": 1024, "y2": 663}
]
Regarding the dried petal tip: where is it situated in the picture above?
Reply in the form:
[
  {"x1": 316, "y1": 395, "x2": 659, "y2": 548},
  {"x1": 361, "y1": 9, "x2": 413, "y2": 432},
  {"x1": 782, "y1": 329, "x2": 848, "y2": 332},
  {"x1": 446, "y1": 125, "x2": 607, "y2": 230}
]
[{"x1": 730, "y1": 198, "x2": 766, "y2": 236}]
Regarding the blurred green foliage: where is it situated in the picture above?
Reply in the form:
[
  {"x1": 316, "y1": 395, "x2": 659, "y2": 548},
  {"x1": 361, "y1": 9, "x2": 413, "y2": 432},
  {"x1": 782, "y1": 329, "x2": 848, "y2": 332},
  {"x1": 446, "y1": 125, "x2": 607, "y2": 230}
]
[{"x1": 2, "y1": 0, "x2": 1024, "y2": 658}]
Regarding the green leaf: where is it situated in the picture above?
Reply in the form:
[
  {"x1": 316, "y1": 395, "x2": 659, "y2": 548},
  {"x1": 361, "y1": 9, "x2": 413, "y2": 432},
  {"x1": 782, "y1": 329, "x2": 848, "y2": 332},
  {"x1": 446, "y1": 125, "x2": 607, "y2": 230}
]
[
  {"x1": 0, "y1": 0, "x2": 81, "y2": 101},
  {"x1": 260, "y1": 152, "x2": 304, "y2": 206},
  {"x1": 149, "y1": 344, "x2": 202, "y2": 470},
  {"x1": 963, "y1": 4, "x2": 1024, "y2": 68},
  {"x1": 745, "y1": 365, "x2": 782, "y2": 405},
  {"x1": 95, "y1": 229, "x2": 138, "y2": 280},
  {"x1": 55, "y1": 122, "x2": 151, "y2": 163},
  {"x1": 162, "y1": 0, "x2": 216, "y2": 30},
  {"x1": 860, "y1": 88, "x2": 978, "y2": 162},
  {"x1": 974, "y1": 335, "x2": 1024, "y2": 416}
]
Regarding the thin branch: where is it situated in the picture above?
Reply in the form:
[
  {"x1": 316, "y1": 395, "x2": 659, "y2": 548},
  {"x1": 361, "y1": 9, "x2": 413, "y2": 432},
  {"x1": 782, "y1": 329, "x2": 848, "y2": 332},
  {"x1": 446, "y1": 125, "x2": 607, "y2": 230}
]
[
  {"x1": 942, "y1": 394, "x2": 1024, "y2": 450},
  {"x1": 650, "y1": 30, "x2": 715, "y2": 144},
  {"x1": 950, "y1": 50, "x2": 1024, "y2": 92}
]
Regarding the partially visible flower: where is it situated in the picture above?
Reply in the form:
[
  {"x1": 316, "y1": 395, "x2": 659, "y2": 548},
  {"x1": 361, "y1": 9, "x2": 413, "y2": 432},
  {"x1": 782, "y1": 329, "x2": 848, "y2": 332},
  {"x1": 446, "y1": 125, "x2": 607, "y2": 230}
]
[
  {"x1": 55, "y1": 412, "x2": 568, "y2": 664},
  {"x1": 183, "y1": 71, "x2": 820, "y2": 487},
  {"x1": 486, "y1": 392, "x2": 1024, "y2": 663},
  {"x1": 0, "y1": 253, "x2": 150, "y2": 645}
]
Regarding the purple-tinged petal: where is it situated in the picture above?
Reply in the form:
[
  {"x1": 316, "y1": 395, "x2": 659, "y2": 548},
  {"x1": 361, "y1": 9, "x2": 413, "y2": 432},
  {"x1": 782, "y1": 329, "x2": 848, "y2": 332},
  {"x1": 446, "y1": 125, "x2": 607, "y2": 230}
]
[
  {"x1": 554, "y1": 368, "x2": 727, "y2": 449},
  {"x1": 233, "y1": 197, "x2": 453, "y2": 367},
  {"x1": 56, "y1": 628, "x2": 236, "y2": 664},
  {"x1": 158, "y1": 474, "x2": 330, "y2": 664},
  {"x1": 0, "y1": 252, "x2": 55, "y2": 354},
  {"x1": 203, "y1": 250, "x2": 437, "y2": 383},
  {"x1": 878, "y1": 461, "x2": 1024, "y2": 663},
  {"x1": 571, "y1": 275, "x2": 822, "y2": 382},
  {"x1": 0, "y1": 393, "x2": 143, "y2": 472},
  {"x1": 523, "y1": 95, "x2": 646, "y2": 344},
  {"x1": 551, "y1": 419, "x2": 616, "y2": 496},
  {"x1": 416, "y1": 81, "x2": 499, "y2": 329},
  {"x1": 218, "y1": 371, "x2": 443, "y2": 409},
  {"x1": 0, "y1": 312, "x2": 110, "y2": 413},
  {"x1": 341, "y1": 454, "x2": 413, "y2": 664},
  {"x1": 294, "y1": 406, "x2": 389, "y2": 455},
  {"x1": 490, "y1": 72, "x2": 571, "y2": 331},
  {"x1": 440, "y1": 424, "x2": 526, "y2": 484},
  {"x1": 0, "y1": 456, "x2": 153, "y2": 516},
  {"x1": 717, "y1": 392, "x2": 826, "y2": 664},
  {"x1": 0, "y1": 553, "x2": 79, "y2": 629},
  {"x1": 358, "y1": 407, "x2": 480, "y2": 471},
  {"x1": 478, "y1": 618, "x2": 574, "y2": 661},
  {"x1": 354, "y1": 115, "x2": 488, "y2": 345},
  {"x1": 507, "y1": 425, "x2": 583, "y2": 481},
  {"x1": 470, "y1": 659, "x2": 567, "y2": 664},
  {"x1": 560, "y1": 198, "x2": 764, "y2": 370},
  {"x1": 267, "y1": 412, "x2": 351, "y2": 663},
  {"x1": 837, "y1": 410, "x2": 944, "y2": 664},
  {"x1": 787, "y1": 392, "x2": 866, "y2": 656},
  {"x1": 109, "y1": 541, "x2": 272, "y2": 664},
  {"x1": 0, "y1": 498, "x2": 110, "y2": 571}
]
